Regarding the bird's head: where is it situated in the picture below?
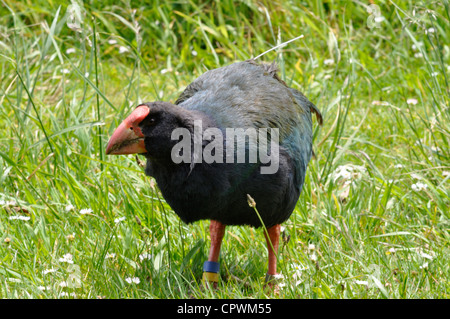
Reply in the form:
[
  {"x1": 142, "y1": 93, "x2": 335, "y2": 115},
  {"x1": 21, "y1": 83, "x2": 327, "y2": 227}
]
[{"x1": 106, "y1": 102, "x2": 191, "y2": 160}]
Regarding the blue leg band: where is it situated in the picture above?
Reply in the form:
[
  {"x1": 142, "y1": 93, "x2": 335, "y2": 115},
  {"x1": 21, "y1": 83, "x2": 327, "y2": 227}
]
[{"x1": 203, "y1": 261, "x2": 220, "y2": 273}]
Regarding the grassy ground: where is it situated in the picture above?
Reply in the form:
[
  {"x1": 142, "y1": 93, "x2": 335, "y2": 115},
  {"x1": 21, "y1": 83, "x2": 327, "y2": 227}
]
[{"x1": 0, "y1": 0, "x2": 449, "y2": 299}]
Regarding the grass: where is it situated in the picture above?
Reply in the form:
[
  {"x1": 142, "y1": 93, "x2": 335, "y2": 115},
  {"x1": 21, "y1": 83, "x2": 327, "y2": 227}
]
[{"x1": 0, "y1": 0, "x2": 449, "y2": 299}]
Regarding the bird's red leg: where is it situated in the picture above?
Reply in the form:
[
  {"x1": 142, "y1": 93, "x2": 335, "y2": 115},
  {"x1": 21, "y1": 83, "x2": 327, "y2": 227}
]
[
  {"x1": 264, "y1": 224, "x2": 281, "y2": 285},
  {"x1": 203, "y1": 220, "x2": 226, "y2": 286},
  {"x1": 208, "y1": 220, "x2": 226, "y2": 262}
]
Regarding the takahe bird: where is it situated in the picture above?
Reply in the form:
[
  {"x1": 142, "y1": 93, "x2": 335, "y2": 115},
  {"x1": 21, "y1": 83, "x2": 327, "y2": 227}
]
[{"x1": 106, "y1": 60, "x2": 322, "y2": 285}]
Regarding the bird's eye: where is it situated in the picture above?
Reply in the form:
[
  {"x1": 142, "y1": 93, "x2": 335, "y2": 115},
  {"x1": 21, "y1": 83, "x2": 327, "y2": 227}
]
[{"x1": 147, "y1": 117, "x2": 156, "y2": 125}]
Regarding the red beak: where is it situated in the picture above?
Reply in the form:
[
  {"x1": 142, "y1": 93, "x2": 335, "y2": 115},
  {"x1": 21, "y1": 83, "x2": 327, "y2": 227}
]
[{"x1": 106, "y1": 105, "x2": 150, "y2": 155}]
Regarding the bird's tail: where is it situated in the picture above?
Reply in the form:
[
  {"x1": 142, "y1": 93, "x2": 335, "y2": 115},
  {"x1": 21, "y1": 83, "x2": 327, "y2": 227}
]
[{"x1": 309, "y1": 102, "x2": 323, "y2": 126}]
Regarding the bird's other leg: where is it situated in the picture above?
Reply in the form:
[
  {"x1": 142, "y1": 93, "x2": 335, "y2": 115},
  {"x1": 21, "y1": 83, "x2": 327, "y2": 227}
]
[
  {"x1": 264, "y1": 224, "x2": 281, "y2": 286},
  {"x1": 203, "y1": 220, "x2": 226, "y2": 287}
]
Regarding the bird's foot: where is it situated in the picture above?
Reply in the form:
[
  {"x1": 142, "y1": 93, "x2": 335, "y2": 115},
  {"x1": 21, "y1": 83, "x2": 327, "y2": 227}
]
[
  {"x1": 202, "y1": 278, "x2": 219, "y2": 290},
  {"x1": 264, "y1": 273, "x2": 282, "y2": 294}
]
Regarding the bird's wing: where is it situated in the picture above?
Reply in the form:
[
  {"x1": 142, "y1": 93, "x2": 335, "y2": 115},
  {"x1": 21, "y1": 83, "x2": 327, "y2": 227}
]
[
  {"x1": 176, "y1": 60, "x2": 322, "y2": 187},
  {"x1": 176, "y1": 61, "x2": 296, "y2": 139},
  {"x1": 176, "y1": 60, "x2": 321, "y2": 140}
]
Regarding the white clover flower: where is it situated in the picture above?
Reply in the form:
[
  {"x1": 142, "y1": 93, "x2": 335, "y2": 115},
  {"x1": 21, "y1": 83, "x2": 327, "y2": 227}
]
[
  {"x1": 125, "y1": 277, "x2": 140, "y2": 284},
  {"x1": 139, "y1": 253, "x2": 152, "y2": 261},
  {"x1": 425, "y1": 27, "x2": 435, "y2": 34},
  {"x1": 394, "y1": 164, "x2": 403, "y2": 169},
  {"x1": 332, "y1": 165, "x2": 352, "y2": 181},
  {"x1": 118, "y1": 46, "x2": 129, "y2": 54},
  {"x1": 331, "y1": 164, "x2": 366, "y2": 202},
  {"x1": 417, "y1": 248, "x2": 435, "y2": 260},
  {"x1": 273, "y1": 273, "x2": 284, "y2": 280},
  {"x1": 292, "y1": 263, "x2": 307, "y2": 272},
  {"x1": 411, "y1": 182, "x2": 428, "y2": 192},
  {"x1": 431, "y1": 146, "x2": 441, "y2": 152},
  {"x1": 419, "y1": 262, "x2": 429, "y2": 269},
  {"x1": 332, "y1": 164, "x2": 366, "y2": 183},
  {"x1": 160, "y1": 68, "x2": 173, "y2": 74},
  {"x1": 65, "y1": 204, "x2": 75, "y2": 212},
  {"x1": 59, "y1": 253, "x2": 74, "y2": 264},
  {"x1": 114, "y1": 217, "x2": 126, "y2": 223},
  {"x1": 420, "y1": 253, "x2": 433, "y2": 260},
  {"x1": 61, "y1": 68, "x2": 70, "y2": 74},
  {"x1": 407, "y1": 98, "x2": 418, "y2": 105},
  {"x1": 9, "y1": 216, "x2": 30, "y2": 221},
  {"x1": 388, "y1": 247, "x2": 396, "y2": 253},
  {"x1": 191, "y1": 50, "x2": 198, "y2": 56},
  {"x1": 66, "y1": 48, "x2": 76, "y2": 54},
  {"x1": 108, "y1": 39, "x2": 118, "y2": 45},
  {"x1": 310, "y1": 252, "x2": 318, "y2": 262},
  {"x1": 79, "y1": 208, "x2": 92, "y2": 215},
  {"x1": 43, "y1": 268, "x2": 57, "y2": 275},
  {"x1": 324, "y1": 59, "x2": 334, "y2": 65},
  {"x1": 308, "y1": 243, "x2": 315, "y2": 251},
  {"x1": 412, "y1": 42, "x2": 423, "y2": 51},
  {"x1": 414, "y1": 52, "x2": 423, "y2": 58}
]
